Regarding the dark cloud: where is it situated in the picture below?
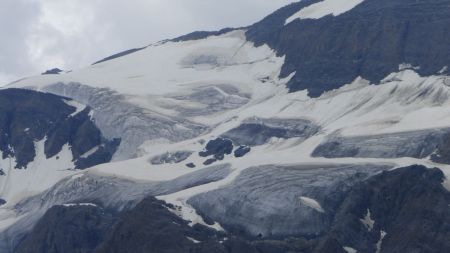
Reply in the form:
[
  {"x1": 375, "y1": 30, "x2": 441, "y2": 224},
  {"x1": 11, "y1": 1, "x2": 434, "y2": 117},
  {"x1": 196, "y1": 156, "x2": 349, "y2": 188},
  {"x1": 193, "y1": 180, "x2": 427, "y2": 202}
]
[{"x1": 0, "y1": 0, "x2": 296, "y2": 85}]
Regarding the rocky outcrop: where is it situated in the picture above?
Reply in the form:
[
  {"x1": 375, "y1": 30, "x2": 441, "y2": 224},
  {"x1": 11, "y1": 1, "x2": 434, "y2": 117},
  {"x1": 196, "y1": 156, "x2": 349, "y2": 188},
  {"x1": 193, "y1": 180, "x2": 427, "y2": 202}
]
[
  {"x1": 327, "y1": 165, "x2": 450, "y2": 253},
  {"x1": 92, "y1": 47, "x2": 146, "y2": 65},
  {"x1": 0, "y1": 88, "x2": 118, "y2": 169},
  {"x1": 247, "y1": 0, "x2": 450, "y2": 97},
  {"x1": 15, "y1": 204, "x2": 117, "y2": 253}
]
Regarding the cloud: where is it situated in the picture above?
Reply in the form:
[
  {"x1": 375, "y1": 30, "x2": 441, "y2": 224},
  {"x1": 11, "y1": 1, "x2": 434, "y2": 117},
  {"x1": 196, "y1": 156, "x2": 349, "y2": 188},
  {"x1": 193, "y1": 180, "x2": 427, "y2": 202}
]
[
  {"x1": 0, "y1": 0, "x2": 296, "y2": 85},
  {"x1": 0, "y1": 0, "x2": 41, "y2": 84}
]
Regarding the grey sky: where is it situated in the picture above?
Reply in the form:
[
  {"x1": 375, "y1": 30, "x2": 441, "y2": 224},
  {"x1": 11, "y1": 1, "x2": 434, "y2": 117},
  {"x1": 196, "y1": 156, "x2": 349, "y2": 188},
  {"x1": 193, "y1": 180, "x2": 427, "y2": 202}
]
[{"x1": 0, "y1": 0, "x2": 296, "y2": 85}]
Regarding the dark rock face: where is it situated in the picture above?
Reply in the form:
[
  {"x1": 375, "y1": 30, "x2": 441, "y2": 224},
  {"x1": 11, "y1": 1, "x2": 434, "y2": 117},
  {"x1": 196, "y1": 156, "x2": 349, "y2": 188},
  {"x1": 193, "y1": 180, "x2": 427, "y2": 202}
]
[
  {"x1": 0, "y1": 89, "x2": 119, "y2": 169},
  {"x1": 92, "y1": 47, "x2": 146, "y2": 65},
  {"x1": 431, "y1": 132, "x2": 450, "y2": 164},
  {"x1": 327, "y1": 165, "x2": 450, "y2": 253},
  {"x1": 41, "y1": 68, "x2": 63, "y2": 75},
  {"x1": 15, "y1": 204, "x2": 117, "y2": 253},
  {"x1": 172, "y1": 28, "x2": 236, "y2": 42},
  {"x1": 186, "y1": 162, "x2": 196, "y2": 168},
  {"x1": 247, "y1": 0, "x2": 450, "y2": 97},
  {"x1": 199, "y1": 138, "x2": 233, "y2": 160},
  {"x1": 234, "y1": 146, "x2": 251, "y2": 158},
  {"x1": 18, "y1": 196, "x2": 317, "y2": 253},
  {"x1": 94, "y1": 197, "x2": 226, "y2": 253},
  {"x1": 203, "y1": 158, "x2": 218, "y2": 166}
]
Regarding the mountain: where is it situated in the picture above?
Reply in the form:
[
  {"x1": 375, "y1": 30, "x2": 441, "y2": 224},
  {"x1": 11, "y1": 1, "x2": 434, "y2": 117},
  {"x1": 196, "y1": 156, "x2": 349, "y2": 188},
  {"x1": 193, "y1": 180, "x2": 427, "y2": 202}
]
[{"x1": 1, "y1": 0, "x2": 450, "y2": 252}]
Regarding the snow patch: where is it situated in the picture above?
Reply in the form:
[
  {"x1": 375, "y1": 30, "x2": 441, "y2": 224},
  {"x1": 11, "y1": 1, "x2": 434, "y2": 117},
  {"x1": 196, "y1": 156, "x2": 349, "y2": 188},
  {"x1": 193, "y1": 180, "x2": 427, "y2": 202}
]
[
  {"x1": 162, "y1": 201, "x2": 224, "y2": 232},
  {"x1": 360, "y1": 209, "x2": 375, "y2": 231},
  {"x1": 286, "y1": 0, "x2": 365, "y2": 24},
  {"x1": 344, "y1": 247, "x2": 357, "y2": 253},
  {"x1": 80, "y1": 146, "x2": 100, "y2": 158},
  {"x1": 376, "y1": 230, "x2": 387, "y2": 253},
  {"x1": 299, "y1": 196, "x2": 325, "y2": 213},
  {"x1": 62, "y1": 203, "x2": 97, "y2": 207},
  {"x1": 186, "y1": 237, "x2": 201, "y2": 244},
  {"x1": 399, "y1": 63, "x2": 420, "y2": 71},
  {"x1": 0, "y1": 139, "x2": 77, "y2": 206},
  {"x1": 63, "y1": 99, "x2": 87, "y2": 117}
]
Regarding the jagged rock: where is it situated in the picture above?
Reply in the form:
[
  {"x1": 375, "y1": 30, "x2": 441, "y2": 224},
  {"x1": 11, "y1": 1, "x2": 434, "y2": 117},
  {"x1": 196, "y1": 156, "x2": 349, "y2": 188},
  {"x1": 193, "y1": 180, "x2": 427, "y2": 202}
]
[
  {"x1": 0, "y1": 89, "x2": 118, "y2": 169},
  {"x1": 203, "y1": 158, "x2": 217, "y2": 166},
  {"x1": 199, "y1": 138, "x2": 233, "y2": 160},
  {"x1": 42, "y1": 68, "x2": 63, "y2": 75},
  {"x1": 92, "y1": 48, "x2": 146, "y2": 65},
  {"x1": 234, "y1": 146, "x2": 251, "y2": 158},
  {"x1": 328, "y1": 165, "x2": 450, "y2": 253},
  {"x1": 186, "y1": 163, "x2": 196, "y2": 168},
  {"x1": 247, "y1": 0, "x2": 450, "y2": 97},
  {"x1": 15, "y1": 204, "x2": 117, "y2": 253},
  {"x1": 94, "y1": 197, "x2": 227, "y2": 253}
]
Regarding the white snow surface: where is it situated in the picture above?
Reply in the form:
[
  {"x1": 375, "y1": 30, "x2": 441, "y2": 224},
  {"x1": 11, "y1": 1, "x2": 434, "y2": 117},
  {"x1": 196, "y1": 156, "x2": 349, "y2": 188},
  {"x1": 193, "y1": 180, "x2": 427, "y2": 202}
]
[
  {"x1": 376, "y1": 230, "x2": 387, "y2": 253},
  {"x1": 0, "y1": 139, "x2": 78, "y2": 207},
  {"x1": 360, "y1": 209, "x2": 375, "y2": 231},
  {"x1": 344, "y1": 247, "x2": 358, "y2": 253},
  {"x1": 285, "y1": 0, "x2": 365, "y2": 24},
  {"x1": 186, "y1": 237, "x2": 201, "y2": 244},
  {"x1": 9, "y1": 30, "x2": 284, "y2": 98},
  {"x1": 63, "y1": 99, "x2": 87, "y2": 117},
  {"x1": 80, "y1": 146, "x2": 100, "y2": 158},
  {"x1": 299, "y1": 196, "x2": 325, "y2": 213},
  {"x1": 2, "y1": 29, "x2": 450, "y2": 232}
]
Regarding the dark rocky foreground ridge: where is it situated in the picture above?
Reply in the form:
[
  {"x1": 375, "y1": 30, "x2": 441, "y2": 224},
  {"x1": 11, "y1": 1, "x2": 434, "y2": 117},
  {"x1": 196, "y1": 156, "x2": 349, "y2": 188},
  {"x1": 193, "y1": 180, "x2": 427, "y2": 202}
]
[{"x1": 14, "y1": 165, "x2": 450, "y2": 253}]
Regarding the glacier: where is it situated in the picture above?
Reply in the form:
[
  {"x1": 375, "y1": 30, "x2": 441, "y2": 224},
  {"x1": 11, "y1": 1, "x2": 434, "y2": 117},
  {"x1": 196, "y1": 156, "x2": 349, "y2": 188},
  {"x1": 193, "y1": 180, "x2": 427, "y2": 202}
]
[{"x1": 1, "y1": 1, "x2": 450, "y2": 251}]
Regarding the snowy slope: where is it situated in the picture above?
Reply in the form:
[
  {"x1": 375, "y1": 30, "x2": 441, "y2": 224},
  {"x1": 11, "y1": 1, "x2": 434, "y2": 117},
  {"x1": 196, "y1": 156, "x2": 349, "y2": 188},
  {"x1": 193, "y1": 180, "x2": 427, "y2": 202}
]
[
  {"x1": 2, "y1": 22, "x2": 450, "y2": 253},
  {"x1": 7, "y1": 28, "x2": 450, "y2": 193},
  {"x1": 10, "y1": 30, "x2": 284, "y2": 97},
  {"x1": 285, "y1": 0, "x2": 365, "y2": 24},
  {"x1": 0, "y1": 140, "x2": 78, "y2": 207}
]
